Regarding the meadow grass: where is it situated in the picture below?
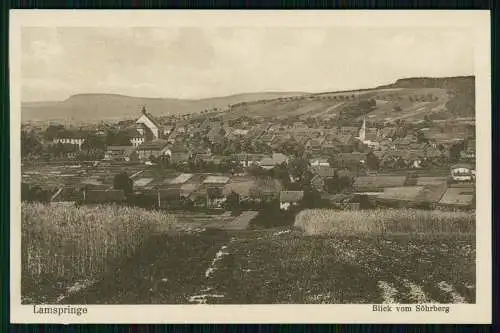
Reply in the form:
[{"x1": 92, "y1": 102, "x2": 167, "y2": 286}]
[
  {"x1": 294, "y1": 208, "x2": 475, "y2": 236},
  {"x1": 21, "y1": 202, "x2": 176, "y2": 300}
]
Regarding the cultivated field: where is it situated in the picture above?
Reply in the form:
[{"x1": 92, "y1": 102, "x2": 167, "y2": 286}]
[
  {"x1": 294, "y1": 209, "x2": 475, "y2": 236},
  {"x1": 30, "y1": 207, "x2": 476, "y2": 305},
  {"x1": 21, "y1": 202, "x2": 176, "y2": 303}
]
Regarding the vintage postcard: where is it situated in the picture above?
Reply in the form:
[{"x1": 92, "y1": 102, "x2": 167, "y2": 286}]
[{"x1": 10, "y1": 10, "x2": 491, "y2": 324}]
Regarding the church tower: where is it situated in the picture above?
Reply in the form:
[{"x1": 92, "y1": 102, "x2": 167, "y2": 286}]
[{"x1": 358, "y1": 117, "x2": 366, "y2": 142}]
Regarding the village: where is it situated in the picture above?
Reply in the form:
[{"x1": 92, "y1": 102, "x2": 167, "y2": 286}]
[
  {"x1": 17, "y1": 19, "x2": 482, "y2": 308},
  {"x1": 21, "y1": 95, "x2": 476, "y2": 217}
]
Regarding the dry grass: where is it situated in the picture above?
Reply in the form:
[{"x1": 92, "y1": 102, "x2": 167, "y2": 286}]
[
  {"x1": 294, "y1": 209, "x2": 475, "y2": 236},
  {"x1": 22, "y1": 202, "x2": 176, "y2": 291}
]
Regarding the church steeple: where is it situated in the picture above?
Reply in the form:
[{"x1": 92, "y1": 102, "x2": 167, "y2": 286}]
[
  {"x1": 141, "y1": 105, "x2": 147, "y2": 115},
  {"x1": 359, "y1": 117, "x2": 366, "y2": 142}
]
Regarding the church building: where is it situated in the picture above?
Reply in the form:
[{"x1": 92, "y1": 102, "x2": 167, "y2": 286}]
[
  {"x1": 124, "y1": 106, "x2": 163, "y2": 147},
  {"x1": 356, "y1": 117, "x2": 379, "y2": 149}
]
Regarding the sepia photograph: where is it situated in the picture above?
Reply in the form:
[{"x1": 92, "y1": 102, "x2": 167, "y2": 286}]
[{"x1": 10, "y1": 10, "x2": 491, "y2": 324}]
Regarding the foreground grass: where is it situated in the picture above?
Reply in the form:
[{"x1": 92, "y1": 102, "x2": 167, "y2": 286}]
[
  {"x1": 211, "y1": 231, "x2": 475, "y2": 304},
  {"x1": 294, "y1": 209, "x2": 475, "y2": 236},
  {"x1": 21, "y1": 202, "x2": 175, "y2": 303},
  {"x1": 62, "y1": 229, "x2": 475, "y2": 304}
]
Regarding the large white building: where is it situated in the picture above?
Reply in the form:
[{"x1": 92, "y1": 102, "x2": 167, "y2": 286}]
[
  {"x1": 136, "y1": 106, "x2": 160, "y2": 140},
  {"x1": 125, "y1": 106, "x2": 163, "y2": 147}
]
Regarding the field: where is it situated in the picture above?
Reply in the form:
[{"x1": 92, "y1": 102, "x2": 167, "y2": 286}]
[
  {"x1": 21, "y1": 202, "x2": 176, "y2": 303},
  {"x1": 225, "y1": 87, "x2": 452, "y2": 124},
  {"x1": 21, "y1": 203, "x2": 475, "y2": 305},
  {"x1": 59, "y1": 228, "x2": 475, "y2": 304},
  {"x1": 294, "y1": 209, "x2": 475, "y2": 236},
  {"x1": 22, "y1": 162, "x2": 147, "y2": 189}
]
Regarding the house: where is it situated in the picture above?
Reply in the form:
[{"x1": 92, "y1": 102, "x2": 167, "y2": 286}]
[
  {"x1": 424, "y1": 145, "x2": 444, "y2": 159},
  {"x1": 123, "y1": 128, "x2": 148, "y2": 147},
  {"x1": 259, "y1": 153, "x2": 289, "y2": 170},
  {"x1": 259, "y1": 133, "x2": 275, "y2": 145},
  {"x1": 279, "y1": 191, "x2": 304, "y2": 210},
  {"x1": 450, "y1": 163, "x2": 475, "y2": 182},
  {"x1": 203, "y1": 175, "x2": 231, "y2": 185},
  {"x1": 169, "y1": 173, "x2": 194, "y2": 185},
  {"x1": 338, "y1": 152, "x2": 366, "y2": 168},
  {"x1": 180, "y1": 181, "x2": 202, "y2": 199},
  {"x1": 206, "y1": 186, "x2": 226, "y2": 208},
  {"x1": 460, "y1": 139, "x2": 476, "y2": 162},
  {"x1": 379, "y1": 127, "x2": 394, "y2": 138},
  {"x1": 310, "y1": 158, "x2": 330, "y2": 168},
  {"x1": 234, "y1": 153, "x2": 266, "y2": 168},
  {"x1": 157, "y1": 188, "x2": 182, "y2": 209},
  {"x1": 202, "y1": 155, "x2": 224, "y2": 165},
  {"x1": 309, "y1": 138, "x2": 325, "y2": 151},
  {"x1": 321, "y1": 143, "x2": 339, "y2": 155},
  {"x1": 249, "y1": 178, "x2": 283, "y2": 202},
  {"x1": 310, "y1": 166, "x2": 337, "y2": 191},
  {"x1": 292, "y1": 122, "x2": 308, "y2": 129},
  {"x1": 167, "y1": 145, "x2": 191, "y2": 164},
  {"x1": 223, "y1": 179, "x2": 256, "y2": 201},
  {"x1": 170, "y1": 151, "x2": 191, "y2": 165},
  {"x1": 312, "y1": 166, "x2": 337, "y2": 178},
  {"x1": 104, "y1": 146, "x2": 137, "y2": 161},
  {"x1": 52, "y1": 130, "x2": 88, "y2": 150},
  {"x1": 163, "y1": 125, "x2": 175, "y2": 137},
  {"x1": 232, "y1": 129, "x2": 249, "y2": 136},
  {"x1": 311, "y1": 175, "x2": 327, "y2": 192},
  {"x1": 339, "y1": 126, "x2": 359, "y2": 136},
  {"x1": 136, "y1": 140, "x2": 170, "y2": 161},
  {"x1": 206, "y1": 127, "x2": 224, "y2": 144}
]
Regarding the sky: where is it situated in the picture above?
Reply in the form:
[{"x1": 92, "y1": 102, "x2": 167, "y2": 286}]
[{"x1": 21, "y1": 27, "x2": 475, "y2": 102}]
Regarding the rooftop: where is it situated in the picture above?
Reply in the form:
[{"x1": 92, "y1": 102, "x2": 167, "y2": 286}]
[
  {"x1": 169, "y1": 173, "x2": 194, "y2": 185},
  {"x1": 106, "y1": 145, "x2": 135, "y2": 152},
  {"x1": 137, "y1": 140, "x2": 169, "y2": 150},
  {"x1": 311, "y1": 166, "x2": 337, "y2": 178},
  {"x1": 203, "y1": 175, "x2": 230, "y2": 184}
]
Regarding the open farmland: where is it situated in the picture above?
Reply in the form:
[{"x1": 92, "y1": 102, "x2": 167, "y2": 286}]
[
  {"x1": 21, "y1": 162, "x2": 147, "y2": 189},
  {"x1": 223, "y1": 86, "x2": 452, "y2": 124},
  {"x1": 51, "y1": 208, "x2": 475, "y2": 305}
]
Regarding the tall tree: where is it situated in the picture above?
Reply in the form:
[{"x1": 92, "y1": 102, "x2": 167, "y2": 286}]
[
  {"x1": 365, "y1": 151, "x2": 380, "y2": 170},
  {"x1": 82, "y1": 135, "x2": 106, "y2": 159},
  {"x1": 113, "y1": 172, "x2": 134, "y2": 196},
  {"x1": 21, "y1": 131, "x2": 43, "y2": 158}
]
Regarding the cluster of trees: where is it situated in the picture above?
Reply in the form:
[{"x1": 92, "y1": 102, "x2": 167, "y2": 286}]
[
  {"x1": 21, "y1": 131, "x2": 43, "y2": 158},
  {"x1": 209, "y1": 137, "x2": 272, "y2": 156},
  {"x1": 408, "y1": 94, "x2": 439, "y2": 102},
  {"x1": 22, "y1": 125, "x2": 137, "y2": 161},
  {"x1": 336, "y1": 99, "x2": 377, "y2": 126},
  {"x1": 21, "y1": 183, "x2": 52, "y2": 202}
]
